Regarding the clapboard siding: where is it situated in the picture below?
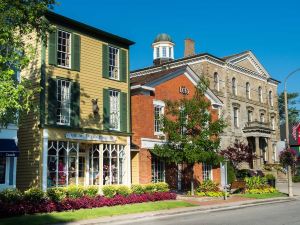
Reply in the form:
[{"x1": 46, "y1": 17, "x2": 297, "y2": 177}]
[
  {"x1": 17, "y1": 34, "x2": 43, "y2": 190},
  {"x1": 45, "y1": 31, "x2": 129, "y2": 130}
]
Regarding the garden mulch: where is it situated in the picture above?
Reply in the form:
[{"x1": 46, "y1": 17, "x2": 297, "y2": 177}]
[{"x1": 177, "y1": 195, "x2": 253, "y2": 206}]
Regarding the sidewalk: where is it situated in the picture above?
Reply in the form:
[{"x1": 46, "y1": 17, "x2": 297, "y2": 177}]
[{"x1": 56, "y1": 196, "x2": 298, "y2": 225}]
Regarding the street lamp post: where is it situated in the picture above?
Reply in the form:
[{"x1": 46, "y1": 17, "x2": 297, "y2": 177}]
[{"x1": 284, "y1": 68, "x2": 300, "y2": 197}]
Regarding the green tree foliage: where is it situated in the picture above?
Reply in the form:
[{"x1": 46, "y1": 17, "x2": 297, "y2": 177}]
[
  {"x1": 150, "y1": 78, "x2": 226, "y2": 177},
  {"x1": 0, "y1": 0, "x2": 56, "y2": 126},
  {"x1": 278, "y1": 92, "x2": 300, "y2": 125}
]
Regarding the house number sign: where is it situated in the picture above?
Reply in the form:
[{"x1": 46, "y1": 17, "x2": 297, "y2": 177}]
[
  {"x1": 65, "y1": 133, "x2": 117, "y2": 142},
  {"x1": 179, "y1": 86, "x2": 189, "y2": 95}
]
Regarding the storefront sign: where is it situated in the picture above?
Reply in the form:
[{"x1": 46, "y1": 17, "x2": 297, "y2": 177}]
[
  {"x1": 65, "y1": 133, "x2": 117, "y2": 142},
  {"x1": 179, "y1": 86, "x2": 189, "y2": 95}
]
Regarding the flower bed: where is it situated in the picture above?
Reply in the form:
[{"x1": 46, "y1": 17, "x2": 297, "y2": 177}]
[{"x1": 0, "y1": 183, "x2": 175, "y2": 218}]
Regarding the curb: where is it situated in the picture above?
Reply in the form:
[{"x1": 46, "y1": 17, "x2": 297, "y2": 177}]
[{"x1": 57, "y1": 197, "x2": 298, "y2": 225}]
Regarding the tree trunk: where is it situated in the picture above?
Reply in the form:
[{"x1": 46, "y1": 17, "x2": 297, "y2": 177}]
[{"x1": 191, "y1": 164, "x2": 195, "y2": 196}]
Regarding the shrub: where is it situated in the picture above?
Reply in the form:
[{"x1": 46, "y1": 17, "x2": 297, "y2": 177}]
[
  {"x1": 155, "y1": 182, "x2": 169, "y2": 192},
  {"x1": 47, "y1": 187, "x2": 66, "y2": 202},
  {"x1": 197, "y1": 180, "x2": 220, "y2": 193},
  {"x1": 65, "y1": 185, "x2": 84, "y2": 199},
  {"x1": 144, "y1": 183, "x2": 157, "y2": 193},
  {"x1": 265, "y1": 174, "x2": 275, "y2": 181},
  {"x1": 102, "y1": 185, "x2": 117, "y2": 198},
  {"x1": 131, "y1": 184, "x2": 145, "y2": 194},
  {"x1": 196, "y1": 191, "x2": 224, "y2": 197},
  {"x1": 227, "y1": 162, "x2": 236, "y2": 184},
  {"x1": 292, "y1": 175, "x2": 300, "y2": 183},
  {"x1": 0, "y1": 188, "x2": 23, "y2": 203},
  {"x1": 245, "y1": 187, "x2": 277, "y2": 194},
  {"x1": 236, "y1": 169, "x2": 250, "y2": 180},
  {"x1": 83, "y1": 186, "x2": 99, "y2": 197},
  {"x1": 24, "y1": 188, "x2": 45, "y2": 202},
  {"x1": 245, "y1": 176, "x2": 268, "y2": 190},
  {"x1": 116, "y1": 185, "x2": 131, "y2": 197}
]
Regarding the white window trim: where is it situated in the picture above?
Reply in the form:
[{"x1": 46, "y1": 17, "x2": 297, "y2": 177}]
[
  {"x1": 153, "y1": 100, "x2": 165, "y2": 136},
  {"x1": 56, "y1": 79, "x2": 71, "y2": 126},
  {"x1": 108, "y1": 46, "x2": 120, "y2": 81},
  {"x1": 57, "y1": 29, "x2": 72, "y2": 69},
  {"x1": 109, "y1": 90, "x2": 120, "y2": 131},
  {"x1": 202, "y1": 163, "x2": 213, "y2": 181}
]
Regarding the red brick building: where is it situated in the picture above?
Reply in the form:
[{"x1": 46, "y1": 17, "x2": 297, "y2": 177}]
[{"x1": 130, "y1": 65, "x2": 223, "y2": 190}]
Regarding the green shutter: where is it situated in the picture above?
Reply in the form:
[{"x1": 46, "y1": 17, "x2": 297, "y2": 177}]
[
  {"x1": 103, "y1": 88, "x2": 110, "y2": 130},
  {"x1": 71, "y1": 82, "x2": 80, "y2": 127},
  {"x1": 47, "y1": 77, "x2": 57, "y2": 125},
  {"x1": 119, "y1": 49, "x2": 127, "y2": 82},
  {"x1": 71, "y1": 33, "x2": 81, "y2": 71},
  {"x1": 102, "y1": 44, "x2": 109, "y2": 78},
  {"x1": 48, "y1": 30, "x2": 57, "y2": 65},
  {"x1": 120, "y1": 92, "x2": 128, "y2": 132}
]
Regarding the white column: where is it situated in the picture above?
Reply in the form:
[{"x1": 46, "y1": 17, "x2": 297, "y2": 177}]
[
  {"x1": 42, "y1": 129, "x2": 48, "y2": 191},
  {"x1": 126, "y1": 136, "x2": 131, "y2": 186}
]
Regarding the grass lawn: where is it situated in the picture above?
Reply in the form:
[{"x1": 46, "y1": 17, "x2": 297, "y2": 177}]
[
  {"x1": 239, "y1": 192, "x2": 288, "y2": 199},
  {"x1": 0, "y1": 200, "x2": 195, "y2": 225}
]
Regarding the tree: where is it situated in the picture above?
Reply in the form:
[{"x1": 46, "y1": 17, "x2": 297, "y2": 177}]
[
  {"x1": 0, "y1": 0, "x2": 56, "y2": 126},
  {"x1": 150, "y1": 79, "x2": 226, "y2": 193},
  {"x1": 278, "y1": 92, "x2": 300, "y2": 125},
  {"x1": 219, "y1": 142, "x2": 254, "y2": 171}
]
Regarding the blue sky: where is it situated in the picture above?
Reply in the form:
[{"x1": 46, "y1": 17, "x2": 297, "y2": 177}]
[{"x1": 54, "y1": 0, "x2": 300, "y2": 95}]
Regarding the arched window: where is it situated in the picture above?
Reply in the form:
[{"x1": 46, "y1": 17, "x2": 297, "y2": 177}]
[
  {"x1": 260, "y1": 113, "x2": 265, "y2": 123},
  {"x1": 214, "y1": 72, "x2": 219, "y2": 91},
  {"x1": 232, "y1": 78, "x2": 237, "y2": 95},
  {"x1": 269, "y1": 91, "x2": 273, "y2": 106},
  {"x1": 246, "y1": 82, "x2": 250, "y2": 99},
  {"x1": 258, "y1": 86, "x2": 263, "y2": 103}
]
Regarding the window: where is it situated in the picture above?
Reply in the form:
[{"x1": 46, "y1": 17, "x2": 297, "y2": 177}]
[
  {"x1": 0, "y1": 156, "x2": 6, "y2": 184},
  {"x1": 258, "y1": 86, "x2": 263, "y2": 103},
  {"x1": 247, "y1": 110, "x2": 253, "y2": 122},
  {"x1": 154, "y1": 105, "x2": 163, "y2": 134},
  {"x1": 108, "y1": 46, "x2": 119, "y2": 80},
  {"x1": 232, "y1": 78, "x2": 237, "y2": 95},
  {"x1": 156, "y1": 47, "x2": 160, "y2": 58},
  {"x1": 57, "y1": 30, "x2": 71, "y2": 68},
  {"x1": 214, "y1": 72, "x2": 219, "y2": 91},
  {"x1": 202, "y1": 163, "x2": 212, "y2": 181},
  {"x1": 109, "y1": 90, "x2": 120, "y2": 130},
  {"x1": 162, "y1": 47, "x2": 166, "y2": 57},
  {"x1": 169, "y1": 47, "x2": 172, "y2": 58},
  {"x1": 233, "y1": 107, "x2": 239, "y2": 127},
  {"x1": 260, "y1": 113, "x2": 265, "y2": 123},
  {"x1": 271, "y1": 116, "x2": 275, "y2": 129},
  {"x1": 246, "y1": 82, "x2": 250, "y2": 99},
  {"x1": 152, "y1": 155, "x2": 165, "y2": 183},
  {"x1": 272, "y1": 144, "x2": 277, "y2": 162},
  {"x1": 56, "y1": 79, "x2": 71, "y2": 125},
  {"x1": 269, "y1": 91, "x2": 273, "y2": 106},
  {"x1": 47, "y1": 142, "x2": 126, "y2": 188}
]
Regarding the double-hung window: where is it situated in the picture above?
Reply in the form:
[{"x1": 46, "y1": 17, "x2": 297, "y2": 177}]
[
  {"x1": 202, "y1": 163, "x2": 212, "y2": 181},
  {"x1": 233, "y1": 107, "x2": 239, "y2": 128},
  {"x1": 109, "y1": 90, "x2": 120, "y2": 130},
  {"x1": 57, "y1": 30, "x2": 71, "y2": 68},
  {"x1": 152, "y1": 155, "x2": 165, "y2": 183},
  {"x1": 154, "y1": 105, "x2": 163, "y2": 134},
  {"x1": 108, "y1": 46, "x2": 119, "y2": 80},
  {"x1": 57, "y1": 79, "x2": 71, "y2": 125}
]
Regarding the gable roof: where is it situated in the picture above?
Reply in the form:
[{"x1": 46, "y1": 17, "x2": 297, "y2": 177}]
[
  {"x1": 131, "y1": 65, "x2": 223, "y2": 107},
  {"x1": 45, "y1": 11, "x2": 135, "y2": 48},
  {"x1": 223, "y1": 50, "x2": 270, "y2": 78}
]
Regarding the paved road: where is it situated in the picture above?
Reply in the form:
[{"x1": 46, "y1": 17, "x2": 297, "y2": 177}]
[{"x1": 108, "y1": 199, "x2": 300, "y2": 225}]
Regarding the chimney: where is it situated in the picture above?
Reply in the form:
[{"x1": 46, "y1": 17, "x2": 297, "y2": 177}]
[{"x1": 184, "y1": 38, "x2": 195, "y2": 57}]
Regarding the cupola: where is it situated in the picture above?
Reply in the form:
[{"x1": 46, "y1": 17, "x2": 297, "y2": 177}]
[{"x1": 152, "y1": 33, "x2": 175, "y2": 66}]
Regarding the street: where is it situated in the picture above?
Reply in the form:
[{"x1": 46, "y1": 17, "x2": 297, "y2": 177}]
[{"x1": 108, "y1": 199, "x2": 300, "y2": 225}]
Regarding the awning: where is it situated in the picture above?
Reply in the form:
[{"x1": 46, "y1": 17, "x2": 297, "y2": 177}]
[{"x1": 0, "y1": 139, "x2": 19, "y2": 157}]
